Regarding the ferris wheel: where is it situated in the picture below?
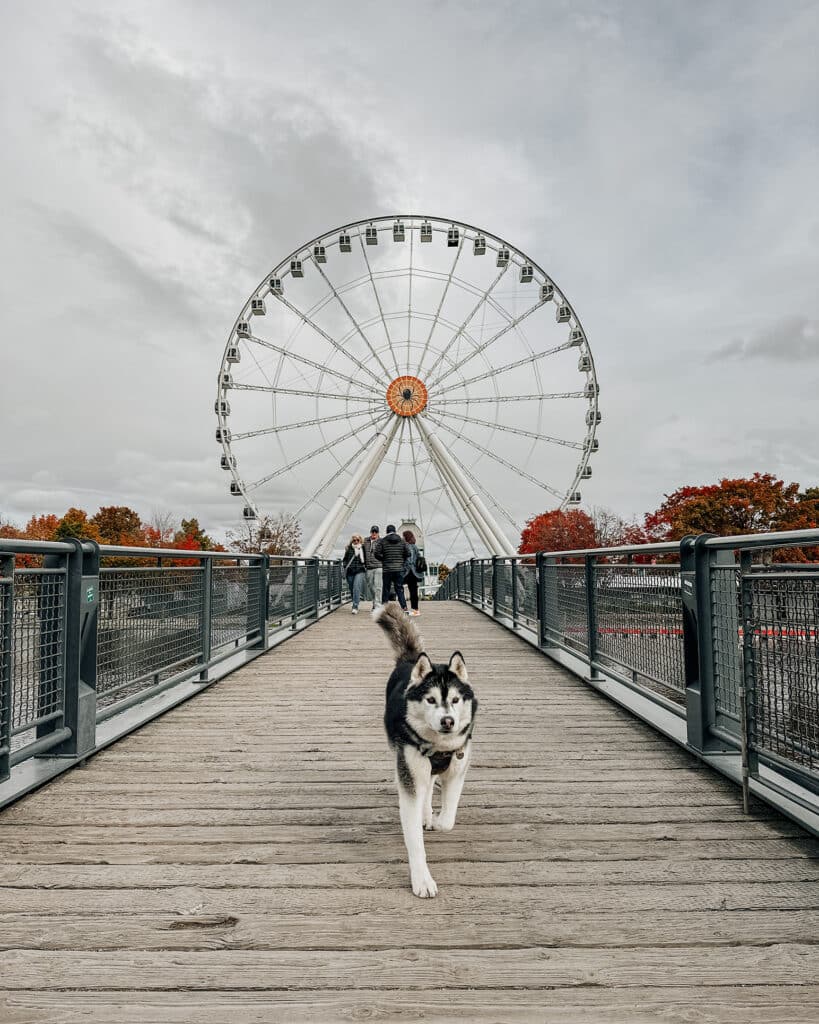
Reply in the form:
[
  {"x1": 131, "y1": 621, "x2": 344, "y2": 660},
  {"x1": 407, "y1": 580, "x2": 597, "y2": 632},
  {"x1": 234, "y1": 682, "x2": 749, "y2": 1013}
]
[{"x1": 215, "y1": 216, "x2": 600, "y2": 561}]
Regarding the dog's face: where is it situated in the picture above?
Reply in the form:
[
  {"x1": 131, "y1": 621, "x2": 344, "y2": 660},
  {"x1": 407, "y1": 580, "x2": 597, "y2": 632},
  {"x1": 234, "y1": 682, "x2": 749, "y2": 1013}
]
[{"x1": 405, "y1": 651, "x2": 476, "y2": 744}]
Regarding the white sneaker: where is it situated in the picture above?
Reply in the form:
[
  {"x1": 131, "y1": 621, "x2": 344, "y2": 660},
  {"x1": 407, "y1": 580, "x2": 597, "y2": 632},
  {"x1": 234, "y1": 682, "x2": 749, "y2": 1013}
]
[
  {"x1": 351, "y1": 608, "x2": 359, "y2": 615},
  {"x1": 411, "y1": 610, "x2": 421, "y2": 616}
]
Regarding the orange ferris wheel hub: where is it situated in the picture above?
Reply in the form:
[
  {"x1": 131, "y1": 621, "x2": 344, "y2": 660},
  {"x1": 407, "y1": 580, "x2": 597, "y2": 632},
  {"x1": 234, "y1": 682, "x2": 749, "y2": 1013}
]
[{"x1": 386, "y1": 375, "x2": 428, "y2": 417}]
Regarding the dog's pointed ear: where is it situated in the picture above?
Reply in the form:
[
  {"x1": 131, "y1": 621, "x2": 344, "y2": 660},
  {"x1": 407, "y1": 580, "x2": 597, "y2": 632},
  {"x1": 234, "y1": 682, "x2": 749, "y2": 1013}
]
[
  {"x1": 448, "y1": 651, "x2": 468, "y2": 682},
  {"x1": 409, "y1": 653, "x2": 433, "y2": 687}
]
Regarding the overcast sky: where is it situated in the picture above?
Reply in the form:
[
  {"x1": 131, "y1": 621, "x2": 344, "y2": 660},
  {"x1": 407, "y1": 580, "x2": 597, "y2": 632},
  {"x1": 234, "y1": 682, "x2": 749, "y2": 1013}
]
[{"x1": 1, "y1": 0, "x2": 817, "y2": 554}]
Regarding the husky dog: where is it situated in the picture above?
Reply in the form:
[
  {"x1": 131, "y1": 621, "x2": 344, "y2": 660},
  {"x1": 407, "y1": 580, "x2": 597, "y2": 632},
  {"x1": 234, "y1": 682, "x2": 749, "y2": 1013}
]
[{"x1": 373, "y1": 603, "x2": 478, "y2": 898}]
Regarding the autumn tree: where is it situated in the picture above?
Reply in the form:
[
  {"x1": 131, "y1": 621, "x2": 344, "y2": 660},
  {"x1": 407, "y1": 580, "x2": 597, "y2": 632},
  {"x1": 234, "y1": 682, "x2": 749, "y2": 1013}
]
[
  {"x1": 227, "y1": 513, "x2": 302, "y2": 556},
  {"x1": 54, "y1": 508, "x2": 101, "y2": 543},
  {"x1": 519, "y1": 509, "x2": 596, "y2": 554},
  {"x1": 645, "y1": 473, "x2": 816, "y2": 540},
  {"x1": 172, "y1": 518, "x2": 221, "y2": 551},
  {"x1": 437, "y1": 564, "x2": 451, "y2": 582},
  {"x1": 91, "y1": 506, "x2": 144, "y2": 546}
]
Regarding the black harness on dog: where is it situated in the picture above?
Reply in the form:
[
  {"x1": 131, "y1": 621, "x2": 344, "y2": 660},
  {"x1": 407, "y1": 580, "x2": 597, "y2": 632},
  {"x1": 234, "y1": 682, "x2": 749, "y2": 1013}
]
[{"x1": 400, "y1": 718, "x2": 476, "y2": 775}]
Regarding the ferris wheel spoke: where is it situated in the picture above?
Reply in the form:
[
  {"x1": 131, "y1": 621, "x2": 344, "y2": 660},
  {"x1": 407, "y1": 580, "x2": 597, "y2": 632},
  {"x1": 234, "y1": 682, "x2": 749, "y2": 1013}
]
[
  {"x1": 435, "y1": 338, "x2": 575, "y2": 396},
  {"x1": 293, "y1": 421, "x2": 390, "y2": 519},
  {"x1": 435, "y1": 408, "x2": 584, "y2": 450},
  {"x1": 313, "y1": 261, "x2": 394, "y2": 382},
  {"x1": 433, "y1": 391, "x2": 585, "y2": 406},
  {"x1": 272, "y1": 294, "x2": 385, "y2": 389},
  {"x1": 416, "y1": 234, "x2": 464, "y2": 376},
  {"x1": 426, "y1": 413, "x2": 565, "y2": 501},
  {"x1": 429, "y1": 298, "x2": 548, "y2": 390},
  {"x1": 423, "y1": 264, "x2": 509, "y2": 382},
  {"x1": 406, "y1": 225, "x2": 414, "y2": 376},
  {"x1": 247, "y1": 332, "x2": 382, "y2": 397},
  {"x1": 357, "y1": 232, "x2": 401, "y2": 377},
  {"x1": 442, "y1": 443, "x2": 521, "y2": 532},
  {"x1": 409, "y1": 418, "x2": 483, "y2": 555},
  {"x1": 231, "y1": 407, "x2": 379, "y2": 442},
  {"x1": 247, "y1": 413, "x2": 388, "y2": 490},
  {"x1": 229, "y1": 383, "x2": 381, "y2": 404},
  {"x1": 384, "y1": 418, "x2": 408, "y2": 513}
]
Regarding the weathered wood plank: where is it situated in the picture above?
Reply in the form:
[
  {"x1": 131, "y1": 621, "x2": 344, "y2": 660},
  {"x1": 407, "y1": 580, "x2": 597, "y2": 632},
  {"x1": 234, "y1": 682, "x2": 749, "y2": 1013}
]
[
  {"x1": 2, "y1": 881, "x2": 815, "y2": 916},
  {"x1": 2, "y1": 909, "x2": 818, "y2": 951},
  {"x1": 2, "y1": 987, "x2": 818, "y2": 1024},
  {"x1": 2, "y1": 945, "x2": 818, "y2": 990}
]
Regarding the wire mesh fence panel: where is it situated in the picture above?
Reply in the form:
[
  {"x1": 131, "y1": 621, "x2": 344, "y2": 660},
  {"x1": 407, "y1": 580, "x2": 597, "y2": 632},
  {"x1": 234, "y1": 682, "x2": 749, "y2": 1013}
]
[
  {"x1": 211, "y1": 564, "x2": 261, "y2": 651},
  {"x1": 542, "y1": 563, "x2": 588, "y2": 655},
  {"x1": 517, "y1": 562, "x2": 538, "y2": 628},
  {"x1": 10, "y1": 570, "x2": 66, "y2": 748},
  {"x1": 97, "y1": 567, "x2": 205, "y2": 709},
  {"x1": 471, "y1": 563, "x2": 479, "y2": 603},
  {"x1": 482, "y1": 562, "x2": 493, "y2": 609},
  {"x1": 297, "y1": 563, "x2": 317, "y2": 617},
  {"x1": 747, "y1": 572, "x2": 819, "y2": 776},
  {"x1": 711, "y1": 565, "x2": 742, "y2": 722},
  {"x1": 0, "y1": 570, "x2": 10, "y2": 751},
  {"x1": 317, "y1": 563, "x2": 330, "y2": 609},
  {"x1": 268, "y1": 562, "x2": 295, "y2": 625},
  {"x1": 495, "y1": 561, "x2": 513, "y2": 617},
  {"x1": 594, "y1": 565, "x2": 685, "y2": 702}
]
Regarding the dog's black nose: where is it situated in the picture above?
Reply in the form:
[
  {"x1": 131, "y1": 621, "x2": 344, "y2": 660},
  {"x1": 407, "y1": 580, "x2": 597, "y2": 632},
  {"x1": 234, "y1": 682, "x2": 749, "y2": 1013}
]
[{"x1": 441, "y1": 716, "x2": 454, "y2": 731}]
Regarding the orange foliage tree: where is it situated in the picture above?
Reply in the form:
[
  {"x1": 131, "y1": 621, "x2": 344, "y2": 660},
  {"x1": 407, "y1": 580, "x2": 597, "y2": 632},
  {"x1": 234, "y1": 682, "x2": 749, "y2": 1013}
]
[
  {"x1": 518, "y1": 509, "x2": 596, "y2": 554},
  {"x1": 645, "y1": 473, "x2": 817, "y2": 540}
]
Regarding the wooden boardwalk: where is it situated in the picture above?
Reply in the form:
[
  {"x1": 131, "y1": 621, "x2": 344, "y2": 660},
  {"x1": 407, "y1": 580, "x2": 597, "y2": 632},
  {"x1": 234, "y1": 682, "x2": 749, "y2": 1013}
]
[{"x1": 0, "y1": 602, "x2": 817, "y2": 1023}]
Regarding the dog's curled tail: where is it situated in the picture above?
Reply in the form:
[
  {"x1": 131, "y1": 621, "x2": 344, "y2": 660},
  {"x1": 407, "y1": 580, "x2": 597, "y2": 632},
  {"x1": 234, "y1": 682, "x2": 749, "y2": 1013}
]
[{"x1": 372, "y1": 602, "x2": 423, "y2": 663}]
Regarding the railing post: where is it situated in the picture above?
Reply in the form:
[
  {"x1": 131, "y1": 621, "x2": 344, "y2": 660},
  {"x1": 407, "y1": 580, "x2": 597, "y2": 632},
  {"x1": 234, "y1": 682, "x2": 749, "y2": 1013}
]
[
  {"x1": 585, "y1": 554, "x2": 599, "y2": 679},
  {"x1": 0, "y1": 553, "x2": 13, "y2": 783},
  {"x1": 480, "y1": 560, "x2": 486, "y2": 609},
  {"x1": 311, "y1": 558, "x2": 320, "y2": 619},
  {"x1": 491, "y1": 556, "x2": 499, "y2": 617},
  {"x1": 681, "y1": 534, "x2": 734, "y2": 754},
  {"x1": 470, "y1": 559, "x2": 476, "y2": 604},
  {"x1": 739, "y1": 551, "x2": 758, "y2": 813},
  {"x1": 44, "y1": 539, "x2": 97, "y2": 760},
  {"x1": 291, "y1": 559, "x2": 299, "y2": 629},
  {"x1": 535, "y1": 552, "x2": 545, "y2": 646},
  {"x1": 512, "y1": 559, "x2": 519, "y2": 629},
  {"x1": 199, "y1": 556, "x2": 212, "y2": 681},
  {"x1": 252, "y1": 554, "x2": 269, "y2": 649}
]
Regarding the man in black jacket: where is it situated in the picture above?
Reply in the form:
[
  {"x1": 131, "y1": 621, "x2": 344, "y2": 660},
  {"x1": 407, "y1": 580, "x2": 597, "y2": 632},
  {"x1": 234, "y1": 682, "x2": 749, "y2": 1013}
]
[{"x1": 374, "y1": 524, "x2": 411, "y2": 611}]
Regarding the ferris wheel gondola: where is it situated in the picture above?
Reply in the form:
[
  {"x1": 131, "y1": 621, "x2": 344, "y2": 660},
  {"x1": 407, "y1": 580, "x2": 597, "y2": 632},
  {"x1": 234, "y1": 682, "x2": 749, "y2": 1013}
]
[{"x1": 215, "y1": 216, "x2": 600, "y2": 562}]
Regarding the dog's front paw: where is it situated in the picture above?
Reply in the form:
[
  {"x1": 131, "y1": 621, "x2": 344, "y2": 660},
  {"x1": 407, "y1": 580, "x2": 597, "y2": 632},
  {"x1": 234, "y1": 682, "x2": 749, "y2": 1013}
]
[
  {"x1": 431, "y1": 813, "x2": 455, "y2": 832},
  {"x1": 411, "y1": 868, "x2": 438, "y2": 898},
  {"x1": 423, "y1": 810, "x2": 434, "y2": 830}
]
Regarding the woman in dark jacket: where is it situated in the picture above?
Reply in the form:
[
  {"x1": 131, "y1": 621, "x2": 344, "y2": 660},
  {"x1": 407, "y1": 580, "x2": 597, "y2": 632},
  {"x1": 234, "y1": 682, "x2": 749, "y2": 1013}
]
[
  {"x1": 342, "y1": 533, "x2": 367, "y2": 614},
  {"x1": 402, "y1": 529, "x2": 423, "y2": 616}
]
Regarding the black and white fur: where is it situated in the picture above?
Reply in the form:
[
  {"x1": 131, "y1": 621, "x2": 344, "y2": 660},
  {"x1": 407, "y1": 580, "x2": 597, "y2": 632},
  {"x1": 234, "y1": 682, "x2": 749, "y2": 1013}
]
[{"x1": 373, "y1": 603, "x2": 478, "y2": 898}]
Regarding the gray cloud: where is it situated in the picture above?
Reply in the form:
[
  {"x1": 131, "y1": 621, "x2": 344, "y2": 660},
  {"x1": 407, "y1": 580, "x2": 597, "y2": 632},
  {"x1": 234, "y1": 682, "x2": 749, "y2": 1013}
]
[
  {"x1": 1, "y1": 0, "x2": 818, "y2": 555},
  {"x1": 714, "y1": 316, "x2": 819, "y2": 362}
]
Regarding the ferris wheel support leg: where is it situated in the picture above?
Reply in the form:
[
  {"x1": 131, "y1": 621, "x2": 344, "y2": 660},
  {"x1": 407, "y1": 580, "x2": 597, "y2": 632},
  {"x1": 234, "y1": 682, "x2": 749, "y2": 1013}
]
[
  {"x1": 414, "y1": 416, "x2": 517, "y2": 557},
  {"x1": 302, "y1": 418, "x2": 400, "y2": 558},
  {"x1": 426, "y1": 443, "x2": 498, "y2": 554}
]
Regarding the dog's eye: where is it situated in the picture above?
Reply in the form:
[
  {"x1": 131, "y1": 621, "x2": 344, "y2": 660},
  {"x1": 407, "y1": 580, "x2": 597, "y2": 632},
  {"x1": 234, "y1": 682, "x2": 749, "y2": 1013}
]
[
  {"x1": 425, "y1": 696, "x2": 436, "y2": 704},
  {"x1": 452, "y1": 697, "x2": 460, "y2": 704}
]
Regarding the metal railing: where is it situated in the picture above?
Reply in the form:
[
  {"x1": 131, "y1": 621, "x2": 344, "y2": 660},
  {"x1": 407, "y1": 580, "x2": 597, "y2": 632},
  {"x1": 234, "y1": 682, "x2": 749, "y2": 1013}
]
[
  {"x1": 436, "y1": 530, "x2": 819, "y2": 835},
  {"x1": 0, "y1": 539, "x2": 344, "y2": 806}
]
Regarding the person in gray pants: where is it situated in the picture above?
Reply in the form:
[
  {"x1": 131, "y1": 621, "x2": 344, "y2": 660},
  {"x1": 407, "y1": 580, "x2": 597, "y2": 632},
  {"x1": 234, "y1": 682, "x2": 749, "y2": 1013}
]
[{"x1": 362, "y1": 525, "x2": 383, "y2": 609}]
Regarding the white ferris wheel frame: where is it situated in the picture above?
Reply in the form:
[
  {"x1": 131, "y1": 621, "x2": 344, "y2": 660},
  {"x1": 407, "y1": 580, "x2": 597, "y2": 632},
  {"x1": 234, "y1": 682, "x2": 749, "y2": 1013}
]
[{"x1": 215, "y1": 215, "x2": 600, "y2": 560}]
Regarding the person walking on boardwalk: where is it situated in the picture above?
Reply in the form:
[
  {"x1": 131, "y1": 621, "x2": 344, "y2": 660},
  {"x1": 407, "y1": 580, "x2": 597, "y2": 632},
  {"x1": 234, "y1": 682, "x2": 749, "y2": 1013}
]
[
  {"x1": 362, "y1": 525, "x2": 383, "y2": 610},
  {"x1": 402, "y1": 529, "x2": 423, "y2": 616},
  {"x1": 374, "y1": 524, "x2": 411, "y2": 611},
  {"x1": 342, "y1": 533, "x2": 367, "y2": 614}
]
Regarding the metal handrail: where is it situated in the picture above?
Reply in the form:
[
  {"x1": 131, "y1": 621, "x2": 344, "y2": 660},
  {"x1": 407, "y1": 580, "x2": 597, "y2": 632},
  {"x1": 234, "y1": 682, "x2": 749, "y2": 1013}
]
[
  {"x1": 0, "y1": 538, "x2": 345, "y2": 808},
  {"x1": 435, "y1": 533, "x2": 819, "y2": 837}
]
